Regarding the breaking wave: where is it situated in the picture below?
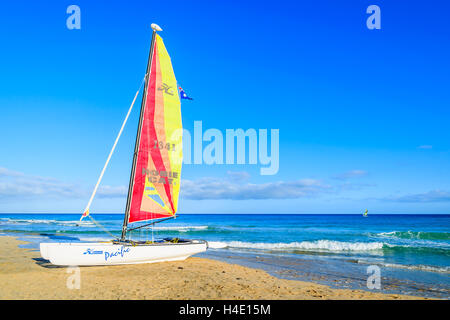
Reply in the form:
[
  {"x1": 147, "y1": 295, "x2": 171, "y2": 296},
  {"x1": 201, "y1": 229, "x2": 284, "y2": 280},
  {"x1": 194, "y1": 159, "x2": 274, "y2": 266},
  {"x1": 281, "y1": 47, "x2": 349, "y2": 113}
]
[
  {"x1": 376, "y1": 230, "x2": 450, "y2": 241},
  {"x1": 210, "y1": 240, "x2": 450, "y2": 257},
  {"x1": 213, "y1": 240, "x2": 388, "y2": 252},
  {"x1": 357, "y1": 260, "x2": 450, "y2": 274},
  {"x1": 0, "y1": 217, "x2": 95, "y2": 227}
]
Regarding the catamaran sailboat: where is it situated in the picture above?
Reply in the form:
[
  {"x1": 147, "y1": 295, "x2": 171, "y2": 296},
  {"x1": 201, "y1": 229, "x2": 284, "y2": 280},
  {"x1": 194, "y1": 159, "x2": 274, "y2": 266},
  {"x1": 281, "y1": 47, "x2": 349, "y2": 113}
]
[{"x1": 40, "y1": 24, "x2": 207, "y2": 266}]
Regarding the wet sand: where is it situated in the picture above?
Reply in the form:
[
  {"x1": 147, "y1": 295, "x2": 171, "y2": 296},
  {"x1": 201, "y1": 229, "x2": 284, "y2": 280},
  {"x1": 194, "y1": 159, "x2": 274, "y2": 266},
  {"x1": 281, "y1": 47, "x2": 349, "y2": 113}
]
[{"x1": 0, "y1": 236, "x2": 426, "y2": 300}]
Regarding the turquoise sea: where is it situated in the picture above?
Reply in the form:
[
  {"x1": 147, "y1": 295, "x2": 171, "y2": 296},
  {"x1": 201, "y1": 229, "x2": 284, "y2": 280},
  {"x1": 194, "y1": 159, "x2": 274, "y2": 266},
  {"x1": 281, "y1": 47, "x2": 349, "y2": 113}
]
[{"x1": 0, "y1": 213, "x2": 449, "y2": 299}]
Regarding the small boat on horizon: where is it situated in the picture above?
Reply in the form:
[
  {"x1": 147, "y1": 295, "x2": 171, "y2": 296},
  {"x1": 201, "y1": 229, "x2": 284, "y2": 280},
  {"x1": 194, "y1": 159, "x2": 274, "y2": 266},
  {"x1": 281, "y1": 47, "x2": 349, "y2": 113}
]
[{"x1": 40, "y1": 23, "x2": 207, "y2": 266}]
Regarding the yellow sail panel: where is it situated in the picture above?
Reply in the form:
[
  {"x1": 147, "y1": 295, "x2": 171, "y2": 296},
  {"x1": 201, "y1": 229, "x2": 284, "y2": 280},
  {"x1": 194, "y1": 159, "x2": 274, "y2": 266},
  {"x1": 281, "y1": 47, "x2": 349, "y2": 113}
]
[{"x1": 156, "y1": 34, "x2": 183, "y2": 213}]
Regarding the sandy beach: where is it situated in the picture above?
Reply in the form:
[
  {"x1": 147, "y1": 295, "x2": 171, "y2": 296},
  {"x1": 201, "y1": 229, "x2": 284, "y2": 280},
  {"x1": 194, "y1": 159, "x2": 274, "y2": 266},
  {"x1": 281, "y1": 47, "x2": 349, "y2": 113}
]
[{"x1": 0, "y1": 236, "x2": 428, "y2": 300}]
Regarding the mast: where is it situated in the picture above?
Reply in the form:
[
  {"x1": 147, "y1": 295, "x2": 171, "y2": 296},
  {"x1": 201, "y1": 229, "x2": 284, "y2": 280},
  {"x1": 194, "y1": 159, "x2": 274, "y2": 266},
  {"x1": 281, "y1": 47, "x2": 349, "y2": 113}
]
[{"x1": 121, "y1": 23, "x2": 163, "y2": 241}]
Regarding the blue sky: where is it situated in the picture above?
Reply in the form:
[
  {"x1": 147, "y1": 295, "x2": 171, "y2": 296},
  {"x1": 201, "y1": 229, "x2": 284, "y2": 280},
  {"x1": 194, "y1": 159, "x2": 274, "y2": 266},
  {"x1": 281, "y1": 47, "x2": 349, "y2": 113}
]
[{"x1": 0, "y1": 0, "x2": 449, "y2": 214}]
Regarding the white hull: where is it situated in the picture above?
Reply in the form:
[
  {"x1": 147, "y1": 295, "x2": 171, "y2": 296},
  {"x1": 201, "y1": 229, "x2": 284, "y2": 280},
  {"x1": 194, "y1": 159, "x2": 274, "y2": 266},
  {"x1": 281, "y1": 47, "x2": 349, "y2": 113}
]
[{"x1": 40, "y1": 240, "x2": 207, "y2": 266}]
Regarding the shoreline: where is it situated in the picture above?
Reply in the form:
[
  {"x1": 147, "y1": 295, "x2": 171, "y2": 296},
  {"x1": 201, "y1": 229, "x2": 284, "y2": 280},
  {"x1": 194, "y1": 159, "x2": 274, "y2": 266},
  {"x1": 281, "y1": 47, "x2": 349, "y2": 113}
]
[{"x1": 0, "y1": 236, "x2": 427, "y2": 300}]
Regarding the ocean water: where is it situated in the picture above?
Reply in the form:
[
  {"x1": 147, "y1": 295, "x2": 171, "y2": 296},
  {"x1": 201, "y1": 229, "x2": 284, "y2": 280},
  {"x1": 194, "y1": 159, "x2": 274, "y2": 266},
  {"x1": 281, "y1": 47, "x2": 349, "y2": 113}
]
[{"x1": 0, "y1": 213, "x2": 449, "y2": 299}]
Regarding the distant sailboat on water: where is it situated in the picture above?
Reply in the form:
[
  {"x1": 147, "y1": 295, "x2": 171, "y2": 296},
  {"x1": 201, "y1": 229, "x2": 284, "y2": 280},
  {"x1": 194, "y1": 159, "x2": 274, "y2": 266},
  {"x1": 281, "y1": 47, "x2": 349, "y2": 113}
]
[
  {"x1": 363, "y1": 209, "x2": 368, "y2": 217},
  {"x1": 40, "y1": 23, "x2": 207, "y2": 266}
]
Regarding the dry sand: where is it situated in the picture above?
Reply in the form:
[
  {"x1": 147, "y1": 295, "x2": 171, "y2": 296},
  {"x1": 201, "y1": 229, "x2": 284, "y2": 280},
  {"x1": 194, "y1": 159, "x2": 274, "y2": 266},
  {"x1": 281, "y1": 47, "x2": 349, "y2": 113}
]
[{"x1": 0, "y1": 236, "x2": 425, "y2": 300}]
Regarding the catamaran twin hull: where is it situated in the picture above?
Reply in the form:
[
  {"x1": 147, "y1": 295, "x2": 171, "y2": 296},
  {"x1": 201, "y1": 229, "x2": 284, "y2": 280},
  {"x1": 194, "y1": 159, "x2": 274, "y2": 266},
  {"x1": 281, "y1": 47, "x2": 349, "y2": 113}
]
[
  {"x1": 40, "y1": 240, "x2": 207, "y2": 266},
  {"x1": 39, "y1": 25, "x2": 208, "y2": 267}
]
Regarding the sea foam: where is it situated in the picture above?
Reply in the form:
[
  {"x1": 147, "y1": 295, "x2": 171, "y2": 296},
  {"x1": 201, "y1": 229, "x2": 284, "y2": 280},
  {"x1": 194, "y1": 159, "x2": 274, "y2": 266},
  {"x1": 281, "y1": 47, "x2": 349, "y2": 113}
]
[
  {"x1": 212, "y1": 240, "x2": 388, "y2": 252},
  {"x1": 376, "y1": 230, "x2": 450, "y2": 241}
]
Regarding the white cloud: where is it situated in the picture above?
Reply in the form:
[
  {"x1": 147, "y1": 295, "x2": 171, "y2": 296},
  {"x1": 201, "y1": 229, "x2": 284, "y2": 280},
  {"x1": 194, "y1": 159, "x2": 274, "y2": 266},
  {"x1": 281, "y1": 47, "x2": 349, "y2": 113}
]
[
  {"x1": 181, "y1": 176, "x2": 331, "y2": 200},
  {"x1": 96, "y1": 185, "x2": 127, "y2": 198},
  {"x1": 0, "y1": 167, "x2": 83, "y2": 199},
  {"x1": 1, "y1": 165, "x2": 368, "y2": 203},
  {"x1": 332, "y1": 170, "x2": 368, "y2": 180},
  {"x1": 226, "y1": 171, "x2": 251, "y2": 182},
  {"x1": 0, "y1": 167, "x2": 24, "y2": 178},
  {"x1": 0, "y1": 166, "x2": 126, "y2": 200},
  {"x1": 383, "y1": 190, "x2": 450, "y2": 203}
]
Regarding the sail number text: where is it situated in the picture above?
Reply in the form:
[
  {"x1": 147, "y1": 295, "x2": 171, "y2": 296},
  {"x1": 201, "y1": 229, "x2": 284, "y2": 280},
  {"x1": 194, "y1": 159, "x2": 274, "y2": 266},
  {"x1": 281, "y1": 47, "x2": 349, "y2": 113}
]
[{"x1": 153, "y1": 140, "x2": 176, "y2": 151}]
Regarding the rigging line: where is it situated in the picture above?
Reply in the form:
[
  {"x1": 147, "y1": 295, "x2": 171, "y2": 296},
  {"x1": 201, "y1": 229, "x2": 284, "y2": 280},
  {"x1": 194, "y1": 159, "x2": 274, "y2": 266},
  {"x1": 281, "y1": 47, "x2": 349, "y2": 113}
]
[
  {"x1": 88, "y1": 215, "x2": 119, "y2": 240},
  {"x1": 80, "y1": 76, "x2": 146, "y2": 222},
  {"x1": 126, "y1": 216, "x2": 175, "y2": 232}
]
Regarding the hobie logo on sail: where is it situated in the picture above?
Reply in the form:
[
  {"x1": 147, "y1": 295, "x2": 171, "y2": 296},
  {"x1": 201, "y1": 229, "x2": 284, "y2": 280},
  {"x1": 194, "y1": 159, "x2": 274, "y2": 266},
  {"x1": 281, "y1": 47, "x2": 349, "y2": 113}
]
[{"x1": 158, "y1": 83, "x2": 174, "y2": 96}]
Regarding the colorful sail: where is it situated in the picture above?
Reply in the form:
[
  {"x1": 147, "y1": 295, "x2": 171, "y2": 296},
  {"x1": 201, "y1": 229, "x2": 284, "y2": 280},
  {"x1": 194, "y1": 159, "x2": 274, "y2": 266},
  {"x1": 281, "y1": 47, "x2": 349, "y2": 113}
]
[{"x1": 128, "y1": 34, "x2": 183, "y2": 224}]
